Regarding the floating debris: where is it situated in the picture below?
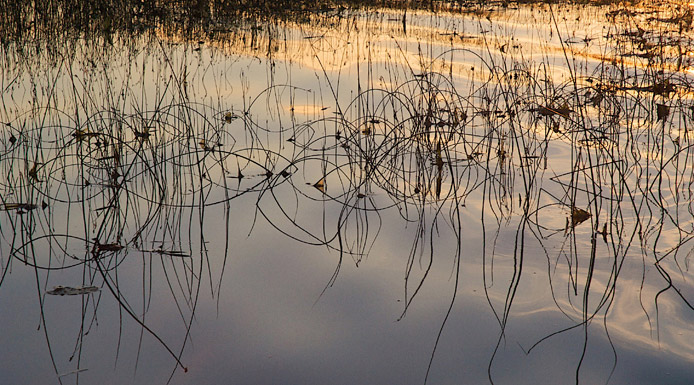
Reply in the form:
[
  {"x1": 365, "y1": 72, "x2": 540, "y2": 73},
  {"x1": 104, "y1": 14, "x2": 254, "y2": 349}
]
[{"x1": 46, "y1": 286, "x2": 100, "y2": 296}]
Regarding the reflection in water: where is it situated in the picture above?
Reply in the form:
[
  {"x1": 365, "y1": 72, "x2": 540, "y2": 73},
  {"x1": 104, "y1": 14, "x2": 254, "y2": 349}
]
[{"x1": 2, "y1": 1, "x2": 694, "y2": 384}]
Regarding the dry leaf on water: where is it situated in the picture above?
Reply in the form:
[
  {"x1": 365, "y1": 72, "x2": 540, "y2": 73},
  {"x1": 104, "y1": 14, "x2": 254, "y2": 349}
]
[
  {"x1": 313, "y1": 178, "x2": 325, "y2": 193},
  {"x1": 46, "y1": 285, "x2": 99, "y2": 296}
]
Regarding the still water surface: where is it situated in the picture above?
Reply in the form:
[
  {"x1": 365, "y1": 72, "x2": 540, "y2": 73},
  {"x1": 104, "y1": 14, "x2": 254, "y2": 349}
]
[{"x1": 2, "y1": 2, "x2": 694, "y2": 384}]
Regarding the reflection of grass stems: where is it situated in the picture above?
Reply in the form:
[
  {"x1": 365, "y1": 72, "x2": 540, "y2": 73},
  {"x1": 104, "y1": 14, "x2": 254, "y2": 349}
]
[
  {"x1": 91, "y1": 247, "x2": 188, "y2": 373},
  {"x1": 3, "y1": 1, "x2": 694, "y2": 384}
]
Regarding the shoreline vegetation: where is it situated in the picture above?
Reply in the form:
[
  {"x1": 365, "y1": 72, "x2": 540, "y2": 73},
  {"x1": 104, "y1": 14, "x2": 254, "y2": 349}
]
[
  {"x1": 0, "y1": 0, "x2": 677, "y2": 40},
  {"x1": 3, "y1": 0, "x2": 691, "y2": 72}
]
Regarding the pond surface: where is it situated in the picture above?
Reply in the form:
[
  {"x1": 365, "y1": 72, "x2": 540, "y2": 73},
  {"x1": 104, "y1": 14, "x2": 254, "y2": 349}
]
[{"x1": 2, "y1": 1, "x2": 694, "y2": 384}]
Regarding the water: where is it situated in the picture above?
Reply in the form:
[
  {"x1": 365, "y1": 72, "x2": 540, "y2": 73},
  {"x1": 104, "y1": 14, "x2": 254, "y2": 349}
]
[{"x1": 2, "y1": 1, "x2": 694, "y2": 384}]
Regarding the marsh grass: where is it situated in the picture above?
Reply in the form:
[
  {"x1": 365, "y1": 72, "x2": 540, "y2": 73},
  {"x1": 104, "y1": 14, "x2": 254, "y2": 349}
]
[{"x1": 2, "y1": 0, "x2": 694, "y2": 383}]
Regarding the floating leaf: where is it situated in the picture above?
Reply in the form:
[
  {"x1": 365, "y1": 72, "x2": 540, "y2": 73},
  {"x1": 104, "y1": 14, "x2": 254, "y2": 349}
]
[
  {"x1": 533, "y1": 104, "x2": 573, "y2": 118},
  {"x1": 571, "y1": 207, "x2": 591, "y2": 227},
  {"x1": 223, "y1": 112, "x2": 236, "y2": 123},
  {"x1": 46, "y1": 285, "x2": 99, "y2": 296},
  {"x1": 1, "y1": 203, "x2": 37, "y2": 211},
  {"x1": 591, "y1": 92, "x2": 603, "y2": 107},
  {"x1": 650, "y1": 81, "x2": 676, "y2": 96},
  {"x1": 656, "y1": 103, "x2": 670, "y2": 122},
  {"x1": 97, "y1": 243, "x2": 124, "y2": 252},
  {"x1": 72, "y1": 129, "x2": 99, "y2": 141},
  {"x1": 533, "y1": 106, "x2": 553, "y2": 116},
  {"x1": 157, "y1": 250, "x2": 190, "y2": 258},
  {"x1": 133, "y1": 128, "x2": 151, "y2": 139},
  {"x1": 435, "y1": 142, "x2": 444, "y2": 168},
  {"x1": 141, "y1": 249, "x2": 191, "y2": 258},
  {"x1": 555, "y1": 104, "x2": 574, "y2": 117},
  {"x1": 596, "y1": 223, "x2": 608, "y2": 243},
  {"x1": 28, "y1": 163, "x2": 39, "y2": 181}
]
